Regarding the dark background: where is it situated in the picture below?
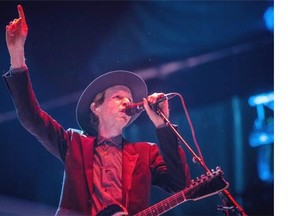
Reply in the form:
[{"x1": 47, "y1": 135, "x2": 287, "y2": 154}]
[{"x1": 0, "y1": 1, "x2": 273, "y2": 215}]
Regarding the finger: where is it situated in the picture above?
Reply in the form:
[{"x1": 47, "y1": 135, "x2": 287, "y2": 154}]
[
  {"x1": 17, "y1": 5, "x2": 27, "y2": 24},
  {"x1": 148, "y1": 93, "x2": 165, "y2": 104},
  {"x1": 147, "y1": 94, "x2": 158, "y2": 104},
  {"x1": 6, "y1": 25, "x2": 11, "y2": 34},
  {"x1": 143, "y1": 98, "x2": 152, "y2": 111},
  {"x1": 6, "y1": 26, "x2": 15, "y2": 37}
]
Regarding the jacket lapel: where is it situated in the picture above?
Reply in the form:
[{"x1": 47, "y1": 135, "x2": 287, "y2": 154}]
[
  {"x1": 122, "y1": 142, "x2": 139, "y2": 208},
  {"x1": 81, "y1": 137, "x2": 95, "y2": 194}
]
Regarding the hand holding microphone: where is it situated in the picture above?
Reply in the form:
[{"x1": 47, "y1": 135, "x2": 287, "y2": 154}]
[
  {"x1": 125, "y1": 93, "x2": 176, "y2": 128},
  {"x1": 124, "y1": 93, "x2": 176, "y2": 116}
]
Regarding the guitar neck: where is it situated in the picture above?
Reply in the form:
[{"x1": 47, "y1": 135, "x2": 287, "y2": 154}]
[{"x1": 135, "y1": 190, "x2": 187, "y2": 216}]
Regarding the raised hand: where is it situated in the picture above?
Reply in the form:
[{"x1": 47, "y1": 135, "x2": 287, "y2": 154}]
[{"x1": 6, "y1": 5, "x2": 28, "y2": 68}]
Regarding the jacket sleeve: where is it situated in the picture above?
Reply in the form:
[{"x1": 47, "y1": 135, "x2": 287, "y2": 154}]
[
  {"x1": 2, "y1": 69, "x2": 69, "y2": 162},
  {"x1": 151, "y1": 125, "x2": 191, "y2": 192}
]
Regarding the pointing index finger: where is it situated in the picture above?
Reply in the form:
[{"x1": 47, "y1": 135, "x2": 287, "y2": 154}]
[{"x1": 17, "y1": 5, "x2": 26, "y2": 23}]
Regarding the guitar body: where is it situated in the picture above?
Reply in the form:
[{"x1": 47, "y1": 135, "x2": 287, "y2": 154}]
[{"x1": 97, "y1": 167, "x2": 228, "y2": 216}]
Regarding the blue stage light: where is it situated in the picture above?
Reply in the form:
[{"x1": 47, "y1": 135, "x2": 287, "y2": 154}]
[
  {"x1": 248, "y1": 91, "x2": 274, "y2": 182},
  {"x1": 248, "y1": 92, "x2": 274, "y2": 147},
  {"x1": 263, "y1": 6, "x2": 274, "y2": 32},
  {"x1": 248, "y1": 91, "x2": 274, "y2": 108}
]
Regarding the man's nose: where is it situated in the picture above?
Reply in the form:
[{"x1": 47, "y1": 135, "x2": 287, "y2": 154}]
[{"x1": 121, "y1": 98, "x2": 131, "y2": 107}]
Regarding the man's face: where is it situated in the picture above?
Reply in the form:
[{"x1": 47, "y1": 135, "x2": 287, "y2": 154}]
[{"x1": 97, "y1": 85, "x2": 133, "y2": 131}]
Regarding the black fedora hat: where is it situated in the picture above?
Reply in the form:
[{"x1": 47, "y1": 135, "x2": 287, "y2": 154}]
[{"x1": 76, "y1": 70, "x2": 148, "y2": 135}]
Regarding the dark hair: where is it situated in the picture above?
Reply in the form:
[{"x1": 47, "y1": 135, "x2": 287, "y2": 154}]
[{"x1": 89, "y1": 90, "x2": 105, "y2": 132}]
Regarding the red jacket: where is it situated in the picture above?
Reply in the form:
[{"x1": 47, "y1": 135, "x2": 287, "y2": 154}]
[{"x1": 3, "y1": 70, "x2": 190, "y2": 215}]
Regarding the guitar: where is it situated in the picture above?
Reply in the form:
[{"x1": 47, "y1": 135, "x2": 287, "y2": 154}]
[{"x1": 97, "y1": 167, "x2": 229, "y2": 216}]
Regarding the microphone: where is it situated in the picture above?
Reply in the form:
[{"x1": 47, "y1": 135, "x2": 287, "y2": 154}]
[{"x1": 124, "y1": 93, "x2": 177, "y2": 116}]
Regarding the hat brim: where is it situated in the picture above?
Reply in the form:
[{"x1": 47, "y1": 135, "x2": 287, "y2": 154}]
[{"x1": 76, "y1": 70, "x2": 148, "y2": 135}]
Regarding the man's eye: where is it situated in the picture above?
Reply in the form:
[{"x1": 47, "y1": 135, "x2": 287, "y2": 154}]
[
  {"x1": 114, "y1": 95, "x2": 122, "y2": 100},
  {"x1": 114, "y1": 95, "x2": 131, "y2": 102}
]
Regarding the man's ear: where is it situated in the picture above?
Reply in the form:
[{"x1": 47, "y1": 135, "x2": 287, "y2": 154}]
[{"x1": 90, "y1": 102, "x2": 99, "y2": 115}]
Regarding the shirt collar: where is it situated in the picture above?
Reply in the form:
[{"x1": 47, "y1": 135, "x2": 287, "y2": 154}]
[{"x1": 96, "y1": 134, "x2": 123, "y2": 148}]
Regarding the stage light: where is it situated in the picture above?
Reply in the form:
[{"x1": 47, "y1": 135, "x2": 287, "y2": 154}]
[
  {"x1": 248, "y1": 91, "x2": 274, "y2": 182},
  {"x1": 248, "y1": 91, "x2": 274, "y2": 147},
  {"x1": 263, "y1": 6, "x2": 274, "y2": 32},
  {"x1": 248, "y1": 91, "x2": 274, "y2": 108}
]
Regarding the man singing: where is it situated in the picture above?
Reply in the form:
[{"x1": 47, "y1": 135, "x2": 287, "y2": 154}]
[{"x1": 3, "y1": 5, "x2": 190, "y2": 215}]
